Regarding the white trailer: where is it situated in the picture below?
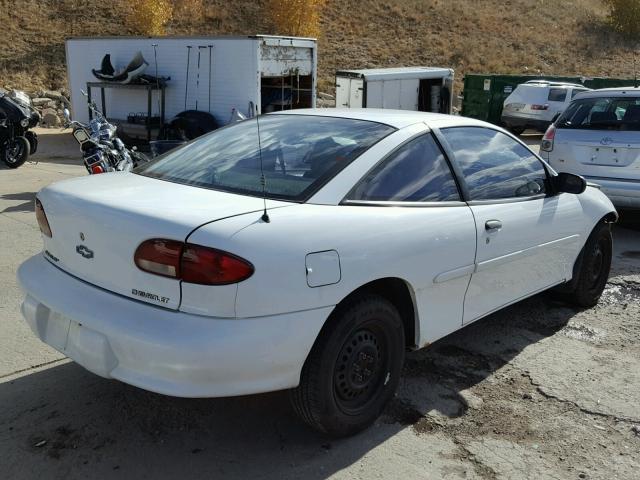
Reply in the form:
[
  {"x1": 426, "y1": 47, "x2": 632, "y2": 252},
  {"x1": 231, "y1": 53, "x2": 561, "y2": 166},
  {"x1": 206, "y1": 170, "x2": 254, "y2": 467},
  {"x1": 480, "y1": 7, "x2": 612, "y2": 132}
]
[
  {"x1": 335, "y1": 67, "x2": 454, "y2": 113},
  {"x1": 65, "y1": 35, "x2": 317, "y2": 135}
]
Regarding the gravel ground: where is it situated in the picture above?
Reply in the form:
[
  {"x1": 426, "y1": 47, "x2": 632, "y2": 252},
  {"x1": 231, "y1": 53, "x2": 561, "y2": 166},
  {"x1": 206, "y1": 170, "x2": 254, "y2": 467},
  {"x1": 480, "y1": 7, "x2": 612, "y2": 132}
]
[{"x1": 0, "y1": 130, "x2": 638, "y2": 479}]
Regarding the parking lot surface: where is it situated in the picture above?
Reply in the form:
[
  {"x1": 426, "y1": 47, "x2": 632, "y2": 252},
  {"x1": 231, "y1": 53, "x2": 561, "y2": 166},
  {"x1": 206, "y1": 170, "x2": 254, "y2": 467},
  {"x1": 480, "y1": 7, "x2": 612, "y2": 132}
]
[{"x1": 1, "y1": 130, "x2": 639, "y2": 479}]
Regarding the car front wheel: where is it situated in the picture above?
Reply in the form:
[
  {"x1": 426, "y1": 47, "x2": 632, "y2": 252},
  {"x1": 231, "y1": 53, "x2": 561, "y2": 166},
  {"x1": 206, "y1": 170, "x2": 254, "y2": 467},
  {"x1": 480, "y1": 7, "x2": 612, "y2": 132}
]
[
  {"x1": 290, "y1": 294, "x2": 405, "y2": 437},
  {"x1": 562, "y1": 222, "x2": 612, "y2": 308}
]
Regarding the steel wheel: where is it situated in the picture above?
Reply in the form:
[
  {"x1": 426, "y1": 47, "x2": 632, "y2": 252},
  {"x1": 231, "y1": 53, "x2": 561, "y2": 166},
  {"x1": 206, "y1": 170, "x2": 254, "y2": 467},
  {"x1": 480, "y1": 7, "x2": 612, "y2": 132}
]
[
  {"x1": 557, "y1": 221, "x2": 612, "y2": 308},
  {"x1": 290, "y1": 294, "x2": 405, "y2": 437},
  {"x1": 333, "y1": 326, "x2": 389, "y2": 415},
  {"x1": 587, "y1": 238, "x2": 607, "y2": 290}
]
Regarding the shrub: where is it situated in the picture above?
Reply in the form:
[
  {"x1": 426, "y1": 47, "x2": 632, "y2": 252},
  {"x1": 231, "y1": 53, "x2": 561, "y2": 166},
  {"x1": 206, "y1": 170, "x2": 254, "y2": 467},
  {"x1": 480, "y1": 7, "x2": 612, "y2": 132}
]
[
  {"x1": 266, "y1": 0, "x2": 326, "y2": 38},
  {"x1": 174, "y1": 0, "x2": 205, "y2": 23},
  {"x1": 124, "y1": 0, "x2": 174, "y2": 36},
  {"x1": 605, "y1": 0, "x2": 640, "y2": 37}
]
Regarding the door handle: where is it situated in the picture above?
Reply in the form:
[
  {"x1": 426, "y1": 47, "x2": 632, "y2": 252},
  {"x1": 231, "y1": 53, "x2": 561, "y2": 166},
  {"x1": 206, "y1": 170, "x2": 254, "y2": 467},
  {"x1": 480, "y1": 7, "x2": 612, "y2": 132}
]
[{"x1": 485, "y1": 220, "x2": 502, "y2": 232}]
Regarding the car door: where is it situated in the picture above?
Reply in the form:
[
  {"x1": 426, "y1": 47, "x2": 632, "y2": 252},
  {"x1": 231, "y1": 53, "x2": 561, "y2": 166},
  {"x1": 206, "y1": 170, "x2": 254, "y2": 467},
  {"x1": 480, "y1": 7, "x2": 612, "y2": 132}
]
[
  {"x1": 343, "y1": 132, "x2": 477, "y2": 344},
  {"x1": 439, "y1": 126, "x2": 583, "y2": 324}
]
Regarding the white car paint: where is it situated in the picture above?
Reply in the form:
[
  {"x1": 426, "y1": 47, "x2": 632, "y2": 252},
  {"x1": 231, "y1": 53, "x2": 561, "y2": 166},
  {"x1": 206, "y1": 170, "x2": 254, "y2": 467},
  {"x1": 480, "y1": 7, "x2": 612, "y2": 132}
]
[
  {"x1": 502, "y1": 81, "x2": 590, "y2": 132},
  {"x1": 18, "y1": 109, "x2": 616, "y2": 398},
  {"x1": 542, "y1": 87, "x2": 640, "y2": 209}
]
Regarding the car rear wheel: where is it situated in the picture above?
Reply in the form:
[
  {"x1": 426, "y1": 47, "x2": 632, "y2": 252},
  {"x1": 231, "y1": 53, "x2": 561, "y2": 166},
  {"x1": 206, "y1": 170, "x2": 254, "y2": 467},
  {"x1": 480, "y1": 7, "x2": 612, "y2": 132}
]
[
  {"x1": 561, "y1": 222, "x2": 612, "y2": 308},
  {"x1": 2, "y1": 136, "x2": 30, "y2": 168},
  {"x1": 290, "y1": 294, "x2": 405, "y2": 437}
]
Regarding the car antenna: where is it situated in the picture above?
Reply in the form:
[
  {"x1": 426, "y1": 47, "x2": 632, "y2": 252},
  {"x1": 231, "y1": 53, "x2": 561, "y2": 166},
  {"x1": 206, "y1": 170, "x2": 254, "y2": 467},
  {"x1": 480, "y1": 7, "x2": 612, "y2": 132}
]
[
  {"x1": 255, "y1": 114, "x2": 270, "y2": 223},
  {"x1": 151, "y1": 43, "x2": 161, "y2": 122}
]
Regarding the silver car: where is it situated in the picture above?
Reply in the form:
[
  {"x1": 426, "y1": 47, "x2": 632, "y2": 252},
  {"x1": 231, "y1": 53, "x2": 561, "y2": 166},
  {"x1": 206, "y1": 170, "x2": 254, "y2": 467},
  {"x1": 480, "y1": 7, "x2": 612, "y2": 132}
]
[{"x1": 540, "y1": 87, "x2": 640, "y2": 209}]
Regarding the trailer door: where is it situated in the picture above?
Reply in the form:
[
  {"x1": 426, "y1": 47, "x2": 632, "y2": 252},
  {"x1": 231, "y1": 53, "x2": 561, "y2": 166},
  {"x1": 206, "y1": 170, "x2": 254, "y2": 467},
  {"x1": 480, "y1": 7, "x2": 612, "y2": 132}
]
[
  {"x1": 348, "y1": 78, "x2": 364, "y2": 107},
  {"x1": 399, "y1": 79, "x2": 419, "y2": 110},
  {"x1": 335, "y1": 76, "x2": 350, "y2": 107},
  {"x1": 335, "y1": 76, "x2": 364, "y2": 108}
]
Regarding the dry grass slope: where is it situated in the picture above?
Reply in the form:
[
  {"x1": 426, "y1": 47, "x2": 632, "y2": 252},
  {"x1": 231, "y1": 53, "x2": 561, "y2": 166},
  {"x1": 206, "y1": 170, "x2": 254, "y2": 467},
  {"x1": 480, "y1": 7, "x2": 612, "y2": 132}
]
[{"x1": 1, "y1": 0, "x2": 638, "y2": 96}]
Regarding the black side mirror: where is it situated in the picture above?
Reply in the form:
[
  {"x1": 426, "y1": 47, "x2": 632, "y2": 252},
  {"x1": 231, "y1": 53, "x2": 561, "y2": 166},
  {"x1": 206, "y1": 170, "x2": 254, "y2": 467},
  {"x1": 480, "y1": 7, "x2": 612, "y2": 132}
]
[{"x1": 552, "y1": 172, "x2": 587, "y2": 194}]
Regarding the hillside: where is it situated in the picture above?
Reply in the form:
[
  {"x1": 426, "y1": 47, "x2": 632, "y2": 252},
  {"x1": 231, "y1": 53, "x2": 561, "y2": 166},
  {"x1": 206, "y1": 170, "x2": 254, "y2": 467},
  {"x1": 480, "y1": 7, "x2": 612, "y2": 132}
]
[{"x1": 2, "y1": 0, "x2": 638, "y2": 97}]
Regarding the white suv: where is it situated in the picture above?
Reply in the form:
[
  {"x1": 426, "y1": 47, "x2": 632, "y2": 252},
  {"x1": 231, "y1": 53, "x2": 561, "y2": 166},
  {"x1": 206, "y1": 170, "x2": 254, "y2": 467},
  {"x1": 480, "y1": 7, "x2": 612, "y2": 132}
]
[
  {"x1": 501, "y1": 80, "x2": 590, "y2": 134},
  {"x1": 541, "y1": 87, "x2": 640, "y2": 209}
]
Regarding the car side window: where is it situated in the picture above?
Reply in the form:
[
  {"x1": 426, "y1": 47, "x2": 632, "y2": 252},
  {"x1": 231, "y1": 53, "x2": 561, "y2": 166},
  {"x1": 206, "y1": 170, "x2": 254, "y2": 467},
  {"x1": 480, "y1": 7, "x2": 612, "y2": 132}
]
[
  {"x1": 548, "y1": 88, "x2": 567, "y2": 102},
  {"x1": 347, "y1": 134, "x2": 460, "y2": 202},
  {"x1": 441, "y1": 127, "x2": 547, "y2": 201}
]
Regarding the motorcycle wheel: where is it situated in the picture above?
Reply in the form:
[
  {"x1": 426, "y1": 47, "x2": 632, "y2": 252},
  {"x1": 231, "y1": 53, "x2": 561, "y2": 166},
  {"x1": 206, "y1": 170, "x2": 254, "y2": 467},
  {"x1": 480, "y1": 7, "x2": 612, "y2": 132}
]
[
  {"x1": 2, "y1": 136, "x2": 30, "y2": 168},
  {"x1": 25, "y1": 131, "x2": 38, "y2": 155}
]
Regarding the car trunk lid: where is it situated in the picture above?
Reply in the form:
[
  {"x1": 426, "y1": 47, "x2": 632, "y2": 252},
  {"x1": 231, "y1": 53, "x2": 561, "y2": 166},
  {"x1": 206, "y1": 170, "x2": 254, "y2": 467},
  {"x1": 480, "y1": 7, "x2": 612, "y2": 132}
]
[
  {"x1": 556, "y1": 129, "x2": 640, "y2": 180},
  {"x1": 38, "y1": 172, "x2": 287, "y2": 309}
]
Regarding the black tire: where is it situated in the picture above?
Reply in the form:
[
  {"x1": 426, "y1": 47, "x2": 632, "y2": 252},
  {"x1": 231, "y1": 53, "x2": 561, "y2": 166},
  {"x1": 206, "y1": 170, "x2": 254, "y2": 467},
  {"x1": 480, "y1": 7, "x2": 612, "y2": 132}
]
[
  {"x1": 25, "y1": 131, "x2": 38, "y2": 155},
  {"x1": 2, "y1": 136, "x2": 30, "y2": 168},
  {"x1": 509, "y1": 126, "x2": 525, "y2": 135},
  {"x1": 561, "y1": 222, "x2": 612, "y2": 308},
  {"x1": 290, "y1": 294, "x2": 405, "y2": 437}
]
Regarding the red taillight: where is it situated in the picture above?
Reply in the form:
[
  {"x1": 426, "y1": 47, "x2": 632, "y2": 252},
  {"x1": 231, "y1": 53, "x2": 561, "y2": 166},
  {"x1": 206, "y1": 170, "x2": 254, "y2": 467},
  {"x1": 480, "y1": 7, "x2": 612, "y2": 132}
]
[
  {"x1": 182, "y1": 244, "x2": 254, "y2": 285},
  {"x1": 531, "y1": 104, "x2": 549, "y2": 110},
  {"x1": 134, "y1": 239, "x2": 254, "y2": 285},
  {"x1": 91, "y1": 165, "x2": 105, "y2": 174},
  {"x1": 541, "y1": 124, "x2": 556, "y2": 152},
  {"x1": 35, "y1": 198, "x2": 52, "y2": 237},
  {"x1": 134, "y1": 239, "x2": 183, "y2": 278}
]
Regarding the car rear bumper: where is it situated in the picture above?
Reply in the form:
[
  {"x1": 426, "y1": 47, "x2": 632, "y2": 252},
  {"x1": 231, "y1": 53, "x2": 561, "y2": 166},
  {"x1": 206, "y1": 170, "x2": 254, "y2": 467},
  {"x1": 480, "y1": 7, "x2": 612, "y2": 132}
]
[
  {"x1": 501, "y1": 114, "x2": 550, "y2": 132},
  {"x1": 585, "y1": 176, "x2": 640, "y2": 209},
  {"x1": 17, "y1": 254, "x2": 331, "y2": 398}
]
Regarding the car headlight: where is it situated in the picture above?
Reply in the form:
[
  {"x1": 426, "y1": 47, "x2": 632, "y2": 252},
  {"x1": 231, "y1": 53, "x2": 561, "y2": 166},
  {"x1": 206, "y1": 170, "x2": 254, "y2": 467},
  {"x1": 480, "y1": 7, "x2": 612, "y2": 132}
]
[{"x1": 20, "y1": 118, "x2": 29, "y2": 127}]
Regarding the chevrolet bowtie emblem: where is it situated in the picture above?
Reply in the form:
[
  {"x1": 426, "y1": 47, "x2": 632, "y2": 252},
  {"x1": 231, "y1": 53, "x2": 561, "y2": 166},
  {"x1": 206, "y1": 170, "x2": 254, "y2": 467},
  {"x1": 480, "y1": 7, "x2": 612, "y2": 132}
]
[{"x1": 76, "y1": 245, "x2": 94, "y2": 259}]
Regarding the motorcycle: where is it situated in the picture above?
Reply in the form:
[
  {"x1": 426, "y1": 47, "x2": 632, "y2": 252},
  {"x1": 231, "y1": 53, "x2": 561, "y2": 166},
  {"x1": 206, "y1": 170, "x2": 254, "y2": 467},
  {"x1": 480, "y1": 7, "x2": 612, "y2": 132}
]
[
  {"x1": 0, "y1": 89, "x2": 40, "y2": 168},
  {"x1": 63, "y1": 92, "x2": 148, "y2": 174}
]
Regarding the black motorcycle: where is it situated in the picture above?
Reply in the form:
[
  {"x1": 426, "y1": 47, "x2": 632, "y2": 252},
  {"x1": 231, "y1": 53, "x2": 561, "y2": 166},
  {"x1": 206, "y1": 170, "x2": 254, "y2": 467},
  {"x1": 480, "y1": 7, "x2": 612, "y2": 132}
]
[{"x1": 0, "y1": 89, "x2": 39, "y2": 168}]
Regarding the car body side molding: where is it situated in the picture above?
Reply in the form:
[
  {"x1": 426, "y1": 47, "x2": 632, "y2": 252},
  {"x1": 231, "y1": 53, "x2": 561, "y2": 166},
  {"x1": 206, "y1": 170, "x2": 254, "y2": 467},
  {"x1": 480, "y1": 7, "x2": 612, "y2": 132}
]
[
  {"x1": 475, "y1": 234, "x2": 580, "y2": 273},
  {"x1": 433, "y1": 264, "x2": 475, "y2": 284}
]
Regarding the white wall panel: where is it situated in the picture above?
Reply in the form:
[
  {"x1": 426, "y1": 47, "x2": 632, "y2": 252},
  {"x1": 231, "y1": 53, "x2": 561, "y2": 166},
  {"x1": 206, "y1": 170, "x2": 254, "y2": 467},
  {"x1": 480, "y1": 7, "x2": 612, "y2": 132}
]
[
  {"x1": 399, "y1": 79, "x2": 419, "y2": 110},
  {"x1": 66, "y1": 37, "x2": 316, "y2": 126}
]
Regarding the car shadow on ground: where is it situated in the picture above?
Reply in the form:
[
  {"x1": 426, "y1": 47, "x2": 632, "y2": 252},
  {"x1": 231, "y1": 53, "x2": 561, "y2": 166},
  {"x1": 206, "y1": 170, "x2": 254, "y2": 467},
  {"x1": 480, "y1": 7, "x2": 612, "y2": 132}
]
[
  {"x1": 0, "y1": 191, "x2": 36, "y2": 213},
  {"x1": 1, "y1": 293, "x2": 580, "y2": 479}
]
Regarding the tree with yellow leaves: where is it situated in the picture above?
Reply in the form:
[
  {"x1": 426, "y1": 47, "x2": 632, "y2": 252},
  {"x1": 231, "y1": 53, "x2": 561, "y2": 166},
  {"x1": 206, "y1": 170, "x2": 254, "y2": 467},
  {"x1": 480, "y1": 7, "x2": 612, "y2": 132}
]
[{"x1": 266, "y1": 0, "x2": 326, "y2": 38}]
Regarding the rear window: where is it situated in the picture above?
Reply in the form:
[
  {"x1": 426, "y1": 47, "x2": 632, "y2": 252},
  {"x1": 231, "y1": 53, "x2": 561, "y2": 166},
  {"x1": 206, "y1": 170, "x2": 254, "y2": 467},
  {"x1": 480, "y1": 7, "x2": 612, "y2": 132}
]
[
  {"x1": 557, "y1": 97, "x2": 640, "y2": 131},
  {"x1": 548, "y1": 88, "x2": 567, "y2": 102},
  {"x1": 135, "y1": 115, "x2": 395, "y2": 201}
]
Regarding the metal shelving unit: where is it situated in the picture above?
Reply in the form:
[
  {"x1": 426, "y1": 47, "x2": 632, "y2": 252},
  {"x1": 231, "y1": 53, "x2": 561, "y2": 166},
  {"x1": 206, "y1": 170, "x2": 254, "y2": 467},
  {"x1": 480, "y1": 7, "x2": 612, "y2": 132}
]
[{"x1": 86, "y1": 82, "x2": 166, "y2": 142}]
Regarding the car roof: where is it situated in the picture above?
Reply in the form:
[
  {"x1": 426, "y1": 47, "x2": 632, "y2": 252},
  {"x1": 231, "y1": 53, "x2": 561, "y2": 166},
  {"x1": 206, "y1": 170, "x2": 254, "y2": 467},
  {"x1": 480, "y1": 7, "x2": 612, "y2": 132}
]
[
  {"x1": 573, "y1": 86, "x2": 640, "y2": 99},
  {"x1": 336, "y1": 67, "x2": 453, "y2": 81},
  {"x1": 270, "y1": 108, "x2": 489, "y2": 129},
  {"x1": 521, "y1": 80, "x2": 586, "y2": 88}
]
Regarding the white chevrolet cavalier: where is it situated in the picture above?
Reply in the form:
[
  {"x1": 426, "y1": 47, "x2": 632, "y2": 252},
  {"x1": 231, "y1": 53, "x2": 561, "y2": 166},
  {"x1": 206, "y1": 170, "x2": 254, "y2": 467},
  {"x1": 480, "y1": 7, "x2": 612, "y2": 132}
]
[{"x1": 19, "y1": 109, "x2": 617, "y2": 436}]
